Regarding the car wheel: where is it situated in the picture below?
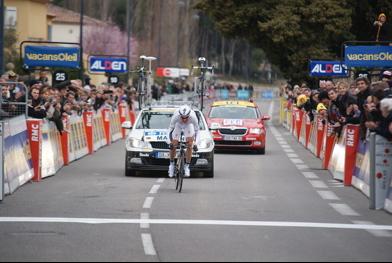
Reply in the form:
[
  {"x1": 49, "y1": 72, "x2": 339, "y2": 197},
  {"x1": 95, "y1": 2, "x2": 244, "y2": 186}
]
[
  {"x1": 258, "y1": 148, "x2": 266, "y2": 155},
  {"x1": 204, "y1": 153, "x2": 215, "y2": 178},
  {"x1": 125, "y1": 169, "x2": 137, "y2": 177}
]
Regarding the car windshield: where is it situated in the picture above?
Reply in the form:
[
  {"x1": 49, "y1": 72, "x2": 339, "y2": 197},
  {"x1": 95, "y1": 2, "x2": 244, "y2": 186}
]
[
  {"x1": 136, "y1": 111, "x2": 206, "y2": 130},
  {"x1": 209, "y1": 106, "x2": 258, "y2": 119}
]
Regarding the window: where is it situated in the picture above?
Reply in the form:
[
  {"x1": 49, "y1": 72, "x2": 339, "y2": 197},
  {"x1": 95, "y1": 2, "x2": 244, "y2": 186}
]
[{"x1": 5, "y1": 7, "x2": 17, "y2": 28}]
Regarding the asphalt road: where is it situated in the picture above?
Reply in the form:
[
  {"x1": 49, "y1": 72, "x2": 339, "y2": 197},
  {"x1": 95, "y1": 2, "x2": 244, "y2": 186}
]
[{"x1": 0, "y1": 98, "x2": 391, "y2": 262}]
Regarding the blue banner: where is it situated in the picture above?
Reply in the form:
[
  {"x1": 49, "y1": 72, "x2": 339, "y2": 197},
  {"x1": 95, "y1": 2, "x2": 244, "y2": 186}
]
[
  {"x1": 24, "y1": 46, "x2": 80, "y2": 69},
  {"x1": 89, "y1": 57, "x2": 128, "y2": 74},
  {"x1": 309, "y1": 60, "x2": 348, "y2": 77},
  {"x1": 345, "y1": 45, "x2": 392, "y2": 68}
]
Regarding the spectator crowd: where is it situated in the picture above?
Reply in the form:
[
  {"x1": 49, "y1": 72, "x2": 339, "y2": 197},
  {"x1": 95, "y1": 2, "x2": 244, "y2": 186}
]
[
  {"x1": 1, "y1": 69, "x2": 140, "y2": 133},
  {"x1": 282, "y1": 70, "x2": 392, "y2": 140}
]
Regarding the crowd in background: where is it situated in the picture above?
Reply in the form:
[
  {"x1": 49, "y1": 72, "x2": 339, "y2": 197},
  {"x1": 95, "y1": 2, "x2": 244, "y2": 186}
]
[
  {"x1": 282, "y1": 70, "x2": 392, "y2": 140},
  {"x1": 0, "y1": 69, "x2": 140, "y2": 133}
]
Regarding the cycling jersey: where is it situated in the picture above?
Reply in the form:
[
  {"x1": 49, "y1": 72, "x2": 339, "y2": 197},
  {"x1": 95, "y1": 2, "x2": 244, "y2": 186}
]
[{"x1": 169, "y1": 109, "x2": 200, "y2": 142}]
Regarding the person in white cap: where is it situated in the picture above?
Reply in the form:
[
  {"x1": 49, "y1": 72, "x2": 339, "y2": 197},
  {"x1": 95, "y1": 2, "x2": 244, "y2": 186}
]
[{"x1": 382, "y1": 71, "x2": 392, "y2": 82}]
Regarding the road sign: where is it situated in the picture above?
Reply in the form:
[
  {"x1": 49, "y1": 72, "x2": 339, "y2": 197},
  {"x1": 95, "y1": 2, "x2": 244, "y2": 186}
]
[
  {"x1": 53, "y1": 70, "x2": 69, "y2": 84},
  {"x1": 108, "y1": 75, "x2": 120, "y2": 85}
]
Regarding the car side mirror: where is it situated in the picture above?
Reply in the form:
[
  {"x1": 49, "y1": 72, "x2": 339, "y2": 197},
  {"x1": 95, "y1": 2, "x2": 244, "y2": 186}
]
[
  {"x1": 122, "y1": 121, "x2": 133, "y2": 129},
  {"x1": 262, "y1": 115, "x2": 271, "y2": 121}
]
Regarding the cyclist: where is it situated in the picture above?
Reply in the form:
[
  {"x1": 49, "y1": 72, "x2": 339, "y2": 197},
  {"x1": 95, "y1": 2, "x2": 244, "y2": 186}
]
[{"x1": 168, "y1": 105, "x2": 199, "y2": 178}]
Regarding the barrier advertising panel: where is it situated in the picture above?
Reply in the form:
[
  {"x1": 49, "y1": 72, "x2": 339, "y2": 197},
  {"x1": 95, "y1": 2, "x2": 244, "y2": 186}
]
[
  {"x1": 344, "y1": 125, "x2": 360, "y2": 186},
  {"x1": 3, "y1": 116, "x2": 34, "y2": 195},
  {"x1": 374, "y1": 135, "x2": 392, "y2": 210},
  {"x1": 353, "y1": 141, "x2": 371, "y2": 197},
  {"x1": 0, "y1": 122, "x2": 3, "y2": 201}
]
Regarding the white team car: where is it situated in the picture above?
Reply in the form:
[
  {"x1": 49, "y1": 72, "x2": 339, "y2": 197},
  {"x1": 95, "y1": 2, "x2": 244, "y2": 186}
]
[{"x1": 122, "y1": 105, "x2": 215, "y2": 178}]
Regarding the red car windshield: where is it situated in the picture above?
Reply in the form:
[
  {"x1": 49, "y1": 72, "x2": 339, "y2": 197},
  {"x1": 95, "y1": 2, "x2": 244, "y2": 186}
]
[{"x1": 209, "y1": 107, "x2": 258, "y2": 119}]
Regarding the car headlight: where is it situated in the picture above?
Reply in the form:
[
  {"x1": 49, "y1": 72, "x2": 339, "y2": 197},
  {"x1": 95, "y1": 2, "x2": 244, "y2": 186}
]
[
  {"x1": 210, "y1": 123, "x2": 221, "y2": 130},
  {"x1": 250, "y1": 128, "x2": 262, "y2": 135},
  {"x1": 198, "y1": 139, "x2": 214, "y2": 150},
  {"x1": 126, "y1": 138, "x2": 153, "y2": 152}
]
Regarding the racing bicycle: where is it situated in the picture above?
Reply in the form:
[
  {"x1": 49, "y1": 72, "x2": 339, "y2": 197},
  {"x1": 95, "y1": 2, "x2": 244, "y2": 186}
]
[
  {"x1": 192, "y1": 57, "x2": 214, "y2": 112},
  {"x1": 174, "y1": 131, "x2": 187, "y2": 193},
  {"x1": 130, "y1": 56, "x2": 148, "y2": 111}
]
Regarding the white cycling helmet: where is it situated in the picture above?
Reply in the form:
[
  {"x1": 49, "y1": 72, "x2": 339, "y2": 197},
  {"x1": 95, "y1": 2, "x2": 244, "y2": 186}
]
[{"x1": 179, "y1": 105, "x2": 191, "y2": 118}]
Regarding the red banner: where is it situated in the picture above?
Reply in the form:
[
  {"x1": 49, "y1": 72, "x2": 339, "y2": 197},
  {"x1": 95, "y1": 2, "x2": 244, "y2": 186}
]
[
  {"x1": 102, "y1": 109, "x2": 112, "y2": 145},
  {"x1": 296, "y1": 110, "x2": 304, "y2": 141},
  {"x1": 83, "y1": 111, "x2": 94, "y2": 154},
  {"x1": 27, "y1": 120, "x2": 42, "y2": 182},
  {"x1": 61, "y1": 116, "x2": 70, "y2": 165},
  {"x1": 344, "y1": 125, "x2": 360, "y2": 186},
  {"x1": 305, "y1": 115, "x2": 312, "y2": 149},
  {"x1": 316, "y1": 117, "x2": 325, "y2": 158},
  {"x1": 292, "y1": 108, "x2": 297, "y2": 134},
  {"x1": 119, "y1": 103, "x2": 128, "y2": 139},
  {"x1": 323, "y1": 123, "x2": 336, "y2": 169}
]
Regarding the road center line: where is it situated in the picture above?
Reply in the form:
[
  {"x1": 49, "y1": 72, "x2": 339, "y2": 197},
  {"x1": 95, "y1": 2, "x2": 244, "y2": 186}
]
[
  {"x1": 140, "y1": 213, "x2": 150, "y2": 229},
  {"x1": 1, "y1": 217, "x2": 391, "y2": 231},
  {"x1": 156, "y1": 178, "x2": 165, "y2": 184},
  {"x1": 141, "y1": 233, "x2": 157, "y2": 256},
  {"x1": 143, "y1": 197, "x2": 155, "y2": 209},
  {"x1": 149, "y1": 185, "x2": 161, "y2": 195}
]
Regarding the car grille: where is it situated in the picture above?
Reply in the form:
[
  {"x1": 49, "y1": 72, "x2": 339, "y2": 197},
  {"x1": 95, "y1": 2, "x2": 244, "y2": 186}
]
[
  {"x1": 219, "y1": 128, "x2": 247, "y2": 136},
  {"x1": 150, "y1": 142, "x2": 170, "y2": 149},
  {"x1": 215, "y1": 141, "x2": 252, "y2": 146}
]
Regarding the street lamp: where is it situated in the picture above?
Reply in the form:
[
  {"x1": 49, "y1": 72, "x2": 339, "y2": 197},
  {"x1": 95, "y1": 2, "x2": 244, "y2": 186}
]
[{"x1": 79, "y1": 0, "x2": 84, "y2": 82}]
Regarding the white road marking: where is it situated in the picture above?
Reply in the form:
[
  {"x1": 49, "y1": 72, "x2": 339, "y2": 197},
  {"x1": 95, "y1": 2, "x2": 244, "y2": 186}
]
[
  {"x1": 143, "y1": 197, "x2": 154, "y2": 209},
  {"x1": 140, "y1": 213, "x2": 150, "y2": 229},
  {"x1": 287, "y1": 154, "x2": 299, "y2": 158},
  {"x1": 290, "y1": 158, "x2": 304, "y2": 164},
  {"x1": 317, "y1": 191, "x2": 340, "y2": 201},
  {"x1": 296, "y1": 164, "x2": 309, "y2": 170},
  {"x1": 302, "y1": 172, "x2": 319, "y2": 179},
  {"x1": 329, "y1": 203, "x2": 360, "y2": 217},
  {"x1": 149, "y1": 185, "x2": 161, "y2": 194},
  {"x1": 157, "y1": 178, "x2": 165, "y2": 184},
  {"x1": 281, "y1": 145, "x2": 291, "y2": 149},
  {"x1": 283, "y1": 149, "x2": 295, "y2": 153},
  {"x1": 1, "y1": 217, "x2": 392, "y2": 231},
  {"x1": 309, "y1": 180, "x2": 329, "y2": 189},
  {"x1": 352, "y1": 221, "x2": 392, "y2": 238},
  {"x1": 141, "y1": 233, "x2": 157, "y2": 256}
]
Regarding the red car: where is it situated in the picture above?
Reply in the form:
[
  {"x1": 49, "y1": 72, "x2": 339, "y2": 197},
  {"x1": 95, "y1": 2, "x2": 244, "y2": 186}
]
[{"x1": 207, "y1": 101, "x2": 270, "y2": 154}]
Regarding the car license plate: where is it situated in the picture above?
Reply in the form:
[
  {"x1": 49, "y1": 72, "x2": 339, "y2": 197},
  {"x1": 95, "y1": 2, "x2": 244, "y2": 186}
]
[
  {"x1": 224, "y1": 136, "x2": 243, "y2": 141},
  {"x1": 156, "y1": 152, "x2": 170, "y2": 159}
]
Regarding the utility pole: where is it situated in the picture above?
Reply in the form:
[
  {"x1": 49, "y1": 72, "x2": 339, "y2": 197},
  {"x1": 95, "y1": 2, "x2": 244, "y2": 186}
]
[
  {"x1": 0, "y1": 0, "x2": 4, "y2": 75},
  {"x1": 126, "y1": 0, "x2": 131, "y2": 84},
  {"x1": 79, "y1": 0, "x2": 84, "y2": 82}
]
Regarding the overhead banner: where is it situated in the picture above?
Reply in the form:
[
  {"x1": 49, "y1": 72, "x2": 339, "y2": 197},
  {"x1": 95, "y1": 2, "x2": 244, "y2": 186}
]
[
  {"x1": 344, "y1": 45, "x2": 392, "y2": 68},
  {"x1": 89, "y1": 57, "x2": 128, "y2": 74},
  {"x1": 24, "y1": 45, "x2": 80, "y2": 69},
  {"x1": 156, "y1": 67, "x2": 190, "y2": 78},
  {"x1": 309, "y1": 60, "x2": 349, "y2": 77}
]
